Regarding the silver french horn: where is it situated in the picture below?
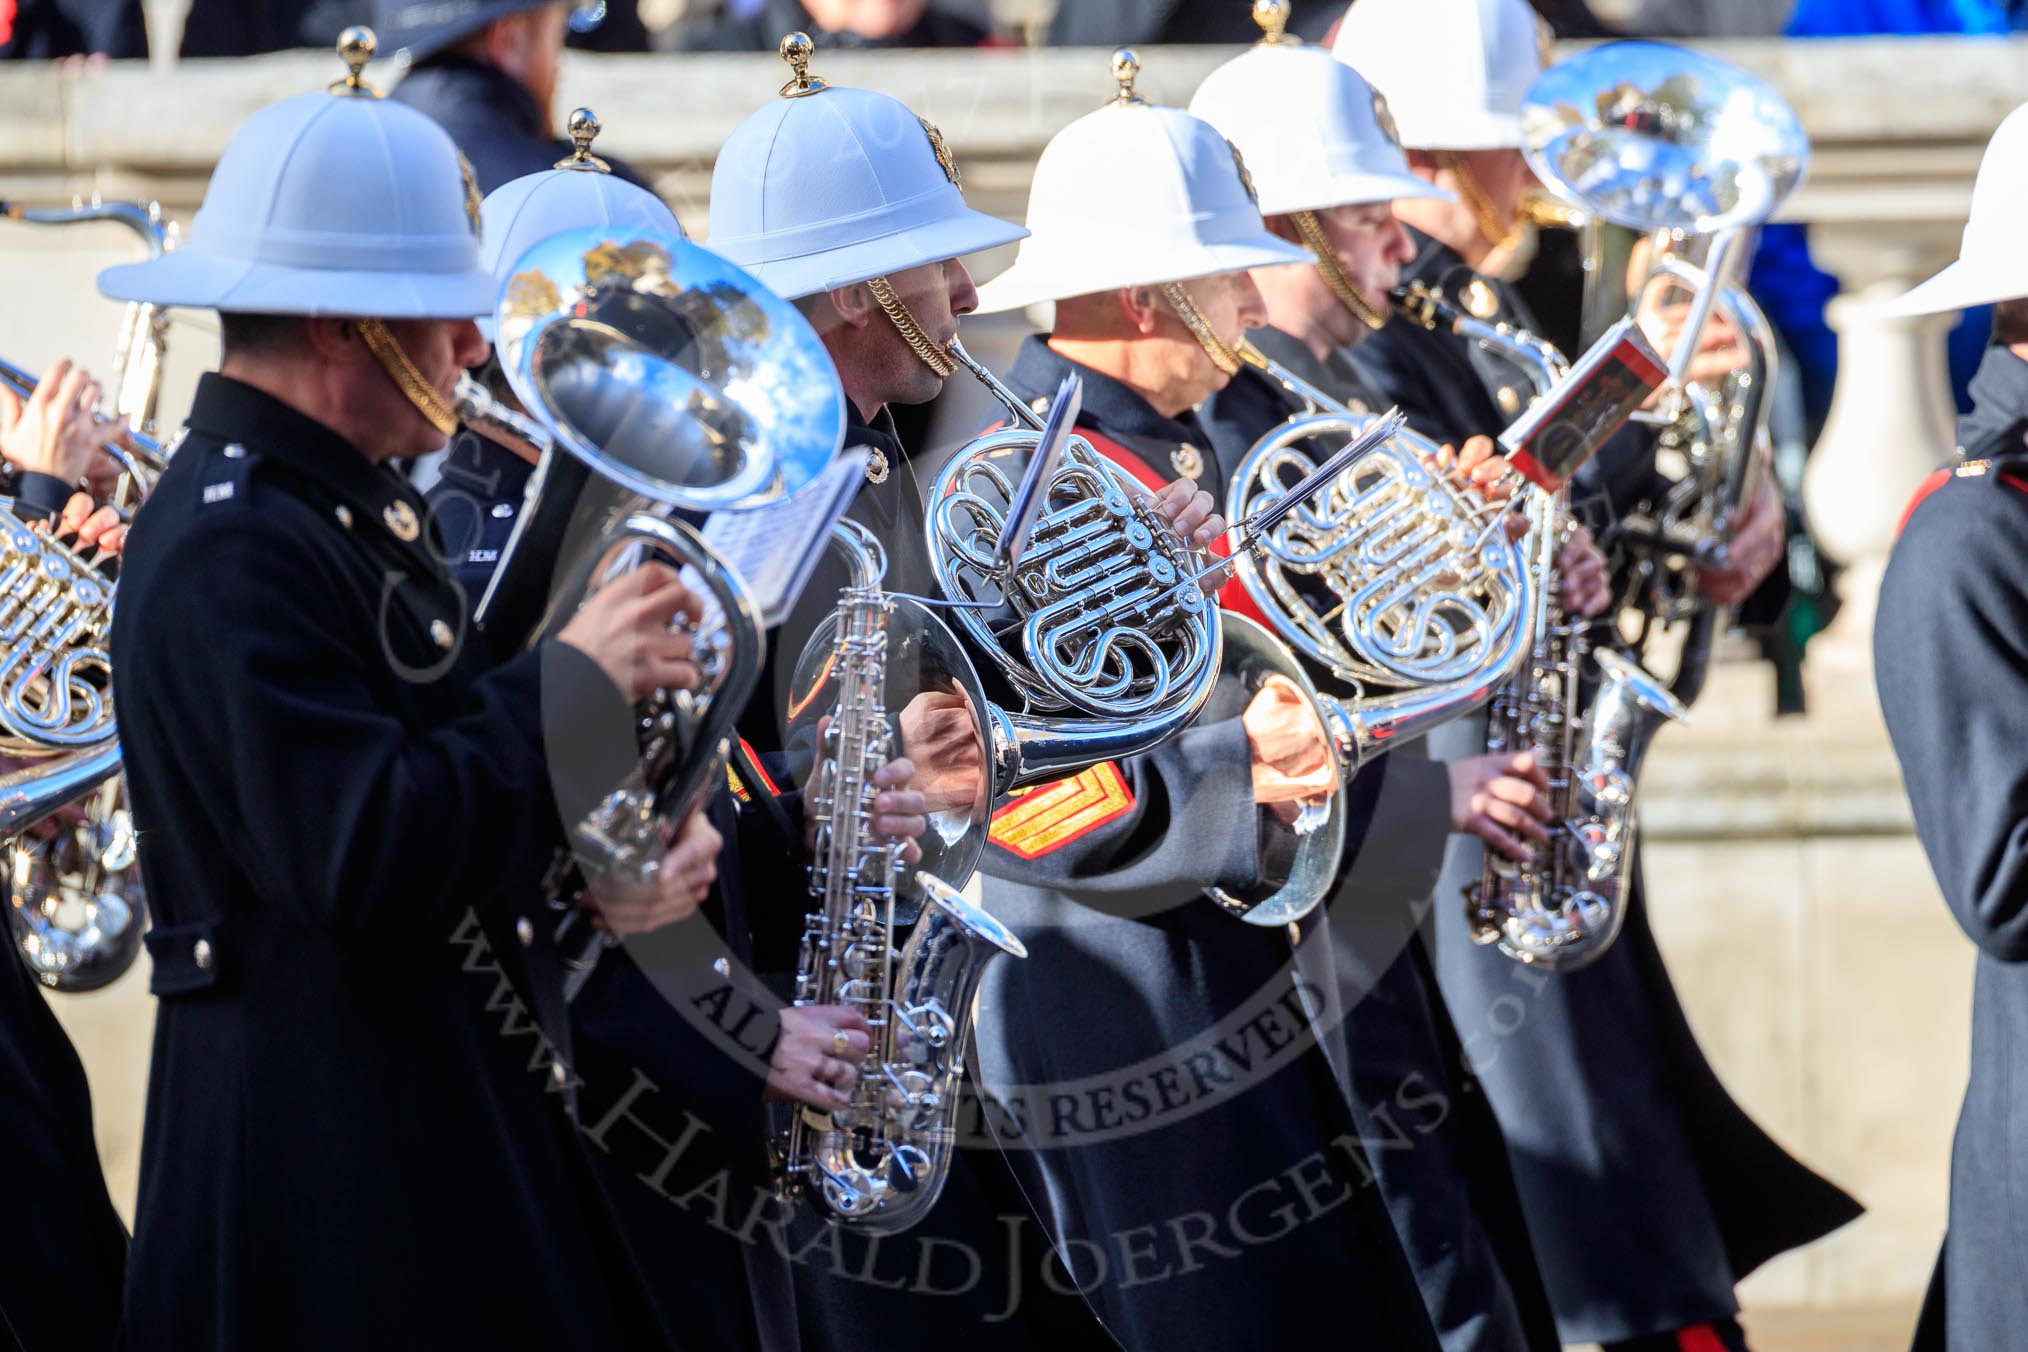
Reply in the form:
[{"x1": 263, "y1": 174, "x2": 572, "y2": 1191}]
[{"x1": 0, "y1": 196, "x2": 181, "y2": 989}]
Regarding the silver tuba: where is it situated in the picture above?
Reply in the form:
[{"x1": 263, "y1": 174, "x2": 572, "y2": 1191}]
[
  {"x1": 1521, "y1": 39, "x2": 1807, "y2": 701},
  {"x1": 777, "y1": 520, "x2": 1025, "y2": 1230},
  {"x1": 468, "y1": 223, "x2": 844, "y2": 977}
]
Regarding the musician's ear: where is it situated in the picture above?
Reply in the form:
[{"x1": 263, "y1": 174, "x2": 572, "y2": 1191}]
[
  {"x1": 825, "y1": 282, "x2": 879, "y2": 331},
  {"x1": 1118, "y1": 285, "x2": 1164, "y2": 335}
]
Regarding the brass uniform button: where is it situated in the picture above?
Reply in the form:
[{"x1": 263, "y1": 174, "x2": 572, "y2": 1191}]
[
  {"x1": 383, "y1": 500, "x2": 420, "y2": 542},
  {"x1": 334, "y1": 504, "x2": 353, "y2": 529},
  {"x1": 429, "y1": 619, "x2": 454, "y2": 651},
  {"x1": 1496, "y1": 386, "x2": 1522, "y2": 417},
  {"x1": 550, "y1": 1060, "x2": 569, "y2": 1087},
  {"x1": 193, "y1": 938, "x2": 214, "y2": 971},
  {"x1": 516, "y1": 918, "x2": 535, "y2": 947},
  {"x1": 490, "y1": 501, "x2": 515, "y2": 519},
  {"x1": 864, "y1": 447, "x2": 890, "y2": 485},
  {"x1": 1463, "y1": 278, "x2": 1500, "y2": 319},
  {"x1": 1171, "y1": 444, "x2": 1205, "y2": 480},
  {"x1": 222, "y1": 443, "x2": 246, "y2": 460}
]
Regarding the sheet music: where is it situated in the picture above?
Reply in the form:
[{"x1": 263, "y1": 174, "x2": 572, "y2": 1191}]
[{"x1": 701, "y1": 450, "x2": 869, "y2": 629}]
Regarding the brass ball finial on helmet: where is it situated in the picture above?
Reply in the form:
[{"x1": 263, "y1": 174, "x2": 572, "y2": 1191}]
[
  {"x1": 1253, "y1": 0, "x2": 1299, "y2": 46},
  {"x1": 1110, "y1": 48, "x2": 1146, "y2": 106},
  {"x1": 555, "y1": 107, "x2": 613, "y2": 173},
  {"x1": 330, "y1": 26, "x2": 380, "y2": 98},
  {"x1": 778, "y1": 31, "x2": 829, "y2": 98}
]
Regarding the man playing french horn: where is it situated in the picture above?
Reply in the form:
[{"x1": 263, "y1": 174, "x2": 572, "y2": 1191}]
[
  {"x1": 957, "y1": 48, "x2": 1447, "y2": 1351},
  {"x1": 1189, "y1": 10, "x2": 1586, "y2": 1348},
  {"x1": 1337, "y1": 4, "x2": 1860, "y2": 1352},
  {"x1": 0, "y1": 355, "x2": 134, "y2": 1352}
]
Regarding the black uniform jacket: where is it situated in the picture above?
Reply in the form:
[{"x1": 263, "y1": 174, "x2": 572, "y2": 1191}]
[
  {"x1": 1352, "y1": 243, "x2": 1860, "y2": 1340},
  {"x1": 1201, "y1": 325, "x2": 1562, "y2": 1352},
  {"x1": 0, "y1": 470, "x2": 128, "y2": 1352},
  {"x1": 1878, "y1": 375, "x2": 2028, "y2": 1352},
  {"x1": 968, "y1": 335, "x2": 1443, "y2": 1352},
  {"x1": 392, "y1": 53, "x2": 651, "y2": 194},
  {"x1": 110, "y1": 374, "x2": 672, "y2": 1350}
]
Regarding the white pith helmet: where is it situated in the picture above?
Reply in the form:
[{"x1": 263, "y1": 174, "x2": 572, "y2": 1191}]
[
  {"x1": 476, "y1": 108, "x2": 685, "y2": 339},
  {"x1": 973, "y1": 48, "x2": 1308, "y2": 316},
  {"x1": 706, "y1": 33, "x2": 1028, "y2": 301},
  {"x1": 1189, "y1": 1, "x2": 1454, "y2": 217},
  {"x1": 98, "y1": 28, "x2": 495, "y2": 320},
  {"x1": 1888, "y1": 101, "x2": 2028, "y2": 316},
  {"x1": 1331, "y1": 0, "x2": 1545, "y2": 152}
]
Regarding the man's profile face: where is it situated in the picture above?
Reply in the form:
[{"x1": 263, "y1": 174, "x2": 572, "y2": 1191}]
[{"x1": 868, "y1": 257, "x2": 978, "y2": 408}]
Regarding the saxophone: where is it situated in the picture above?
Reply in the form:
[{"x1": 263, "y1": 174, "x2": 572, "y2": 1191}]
[
  {"x1": 777, "y1": 521, "x2": 1026, "y2": 1231},
  {"x1": 1393, "y1": 282, "x2": 1687, "y2": 970}
]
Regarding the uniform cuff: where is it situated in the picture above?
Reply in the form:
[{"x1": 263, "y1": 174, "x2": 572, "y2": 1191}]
[{"x1": 10, "y1": 471, "x2": 75, "y2": 522}]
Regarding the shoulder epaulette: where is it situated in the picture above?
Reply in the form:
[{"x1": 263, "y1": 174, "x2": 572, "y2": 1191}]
[{"x1": 197, "y1": 441, "x2": 261, "y2": 511}]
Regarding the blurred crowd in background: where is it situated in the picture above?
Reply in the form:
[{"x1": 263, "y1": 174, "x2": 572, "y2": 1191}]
[{"x1": 14, "y1": 0, "x2": 2028, "y2": 63}]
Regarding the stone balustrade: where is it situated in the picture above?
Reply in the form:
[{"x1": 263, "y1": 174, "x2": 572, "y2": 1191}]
[{"x1": 1, "y1": 37, "x2": 2011, "y2": 1342}]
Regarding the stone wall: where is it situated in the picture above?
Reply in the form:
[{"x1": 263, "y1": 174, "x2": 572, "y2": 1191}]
[{"x1": 2, "y1": 36, "x2": 2012, "y2": 1339}]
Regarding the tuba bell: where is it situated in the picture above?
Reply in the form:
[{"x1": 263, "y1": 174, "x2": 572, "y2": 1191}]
[{"x1": 463, "y1": 223, "x2": 845, "y2": 978}]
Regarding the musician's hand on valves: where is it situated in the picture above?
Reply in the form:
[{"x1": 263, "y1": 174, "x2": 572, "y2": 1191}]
[
  {"x1": 898, "y1": 686, "x2": 986, "y2": 818},
  {"x1": 1449, "y1": 751, "x2": 1554, "y2": 863},
  {"x1": 1432, "y1": 435, "x2": 1516, "y2": 504},
  {"x1": 805, "y1": 727, "x2": 932, "y2": 866},
  {"x1": 53, "y1": 492, "x2": 127, "y2": 557},
  {"x1": 1151, "y1": 476, "x2": 1227, "y2": 549},
  {"x1": 557, "y1": 563, "x2": 706, "y2": 702},
  {"x1": 767, "y1": 1005, "x2": 875, "y2": 1111},
  {"x1": 1243, "y1": 675, "x2": 1339, "y2": 823},
  {"x1": 1695, "y1": 475, "x2": 1785, "y2": 606},
  {"x1": 1556, "y1": 524, "x2": 1613, "y2": 618},
  {"x1": 586, "y1": 804, "x2": 722, "y2": 934},
  {"x1": 0, "y1": 358, "x2": 118, "y2": 486}
]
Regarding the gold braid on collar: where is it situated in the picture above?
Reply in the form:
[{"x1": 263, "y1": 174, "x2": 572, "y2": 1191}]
[
  {"x1": 867, "y1": 276, "x2": 957, "y2": 380},
  {"x1": 1290, "y1": 210, "x2": 1389, "y2": 332},
  {"x1": 1160, "y1": 281, "x2": 1243, "y2": 377},
  {"x1": 357, "y1": 318, "x2": 457, "y2": 436}
]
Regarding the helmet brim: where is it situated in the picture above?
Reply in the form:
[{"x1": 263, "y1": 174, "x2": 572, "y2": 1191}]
[
  {"x1": 973, "y1": 233, "x2": 1311, "y2": 316},
  {"x1": 726, "y1": 205, "x2": 1029, "y2": 303},
  {"x1": 99, "y1": 247, "x2": 497, "y2": 320},
  {"x1": 1882, "y1": 256, "x2": 2028, "y2": 317}
]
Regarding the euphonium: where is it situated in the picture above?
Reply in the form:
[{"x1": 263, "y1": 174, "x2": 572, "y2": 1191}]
[
  {"x1": 470, "y1": 223, "x2": 843, "y2": 977},
  {"x1": 1399, "y1": 289, "x2": 1686, "y2": 969},
  {"x1": 777, "y1": 521, "x2": 1025, "y2": 1230},
  {"x1": 1520, "y1": 40, "x2": 1807, "y2": 702}
]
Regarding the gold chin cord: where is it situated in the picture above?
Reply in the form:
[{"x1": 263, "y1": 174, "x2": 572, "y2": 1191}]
[
  {"x1": 357, "y1": 318, "x2": 459, "y2": 437},
  {"x1": 1437, "y1": 150, "x2": 1523, "y2": 255},
  {"x1": 1289, "y1": 210, "x2": 1389, "y2": 332},
  {"x1": 1160, "y1": 281, "x2": 1243, "y2": 377},
  {"x1": 867, "y1": 276, "x2": 957, "y2": 380}
]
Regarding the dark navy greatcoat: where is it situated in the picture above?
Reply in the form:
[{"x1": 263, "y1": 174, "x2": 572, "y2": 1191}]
[
  {"x1": 1878, "y1": 346, "x2": 2028, "y2": 1352},
  {"x1": 1352, "y1": 239, "x2": 1861, "y2": 1343},
  {"x1": 967, "y1": 335, "x2": 1444, "y2": 1352},
  {"x1": 391, "y1": 53, "x2": 652, "y2": 194},
  {"x1": 1200, "y1": 324, "x2": 1562, "y2": 1352},
  {"x1": 110, "y1": 374, "x2": 675, "y2": 1350}
]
